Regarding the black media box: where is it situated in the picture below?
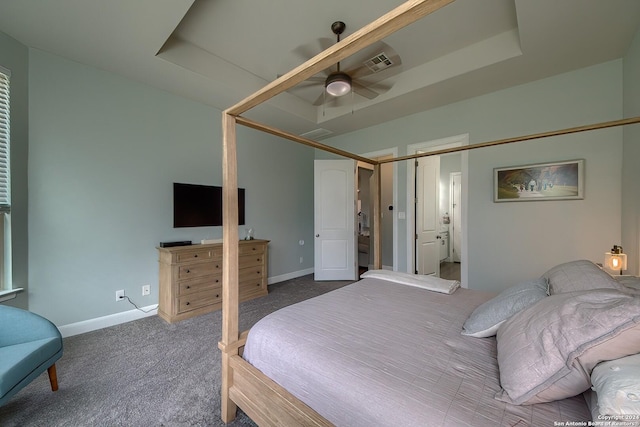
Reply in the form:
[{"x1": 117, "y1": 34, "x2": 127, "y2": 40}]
[{"x1": 159, "y1": 241, "x2": 192, "y2": 248}]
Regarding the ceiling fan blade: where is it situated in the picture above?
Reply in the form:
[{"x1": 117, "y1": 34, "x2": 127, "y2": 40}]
[
  {"x1": 312, "y1": 92, "x2": 326, "y2": 106},
  {"x1": 352, "y1": 82, "x2": 379, "y2": 100},
  {"x1": 312, "y1": 91, "x2": 352, "y2": 107},
  {"x1": 292, "y1": 37, "x2": 334, "y2": 62}
]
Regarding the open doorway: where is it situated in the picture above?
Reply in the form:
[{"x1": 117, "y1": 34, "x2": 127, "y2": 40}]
[
  {"x1": 439, "y1": 157, "x2": 462, "y2": 281},
  {"x1": 407, "y1": 135, "x2": 469, "y2": 287},
  {"x1": 357, "y1": 162, "x2": 373, "y2": 274},
  {"x1": 358, "y1": 149, "x2": 398, "y2": 273}
]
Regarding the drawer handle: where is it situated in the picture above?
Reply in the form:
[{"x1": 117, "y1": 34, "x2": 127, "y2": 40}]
[
  {"x1": 186, "y1": 269, "x2": 190, "y2": 274},
  {"x1": 252, "y1": 247, "x2": 256, "y2": 251},
  {"x1": 186, "y1": 302, "x2": 190, "y2": 306},
  {"x1": 255, "y1": 283, "x2": 260, "y2": 287},
  {"x1": 215, "y1": 279, "x2": 219, "y2": 283},
  {"x1": 215, "y1": 294, "x2": 219, "y2": 298},
  {"x1": 216, "y1": 265, "x2": 220, "y2": 269},
  {"x1": 194, "y1": 254, "x2": 198, "y2": 258},
  {"x1": 256, "y1": 271, "x2": 260, "y2": 274},
  {"x1": 186, "y1": 285, "x2": 191, "y2": 289}
]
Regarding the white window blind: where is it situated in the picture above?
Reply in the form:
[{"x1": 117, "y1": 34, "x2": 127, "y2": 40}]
[{"x1": 0, "y1": 67, "x2": 9, "y2": 213}]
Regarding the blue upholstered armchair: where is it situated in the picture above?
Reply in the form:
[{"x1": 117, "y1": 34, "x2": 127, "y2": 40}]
[{"x1": 0, "y1": 305, "x2": 63, "y2": 406}]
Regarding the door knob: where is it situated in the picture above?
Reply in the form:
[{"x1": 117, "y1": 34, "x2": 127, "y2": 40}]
[{"x1": 316, "y1": 234, "x2": 320, "y2": 237}]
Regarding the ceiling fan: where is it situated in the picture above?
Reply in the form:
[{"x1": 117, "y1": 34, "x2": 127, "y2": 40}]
[{"x1": 289, "y1": 21, "x2": 402, "y2": 106}]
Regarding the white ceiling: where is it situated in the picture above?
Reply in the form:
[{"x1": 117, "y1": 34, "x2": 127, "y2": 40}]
[{"x1": 1, "y1": 0, "x2": 639, "y2": 139}]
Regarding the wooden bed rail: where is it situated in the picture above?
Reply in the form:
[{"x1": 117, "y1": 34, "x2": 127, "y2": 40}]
[
  {"x1": 228, "y1": 355, "x2": 332, "y2": 426},
  {"x1": 218, "y1": 330, "x2": 249, "y2": 355},
  {"x1": 378, "y1": 116, "x2": 640, "y2": 163}
]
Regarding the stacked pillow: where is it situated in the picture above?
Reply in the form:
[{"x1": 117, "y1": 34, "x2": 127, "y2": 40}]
[
  {"x1": 461, "y1": 278, "x2": 549, "y2": 338},
  {"x1": 491, "y1": 260, "x2": 640, "y2": 407}
]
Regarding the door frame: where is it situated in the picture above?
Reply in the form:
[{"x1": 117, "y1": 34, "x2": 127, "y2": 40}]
[
  {"x1": 406, "y1": 134, "x2": 469, "y2": 287},
  {"x1": 360, "y1": 147, "x2": 398, "y2": 271},
  {"x1": 449, "y1": 172, "x2": 462, "y2": 262}
]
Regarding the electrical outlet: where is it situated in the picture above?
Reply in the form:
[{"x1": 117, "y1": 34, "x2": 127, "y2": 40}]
[
  {"x1": 142, "y1": 285, "x2": 150, "y2": 296},
  {"x1": 115, "y1": 290, "x2": 125, "y2": 301}
]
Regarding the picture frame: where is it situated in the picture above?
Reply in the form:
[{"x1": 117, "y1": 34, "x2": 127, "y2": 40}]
[{"x1": 494, "y1": 159, "x2": 584, "y2": 202}]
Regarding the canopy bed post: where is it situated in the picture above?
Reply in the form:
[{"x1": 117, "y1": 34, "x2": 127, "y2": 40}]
[
  {"x1": 372, "y1": 163, "x2": 382, "y2": 269},
  {"x1": 220, "y1": 112, "x2": 240, "y2": 423}
]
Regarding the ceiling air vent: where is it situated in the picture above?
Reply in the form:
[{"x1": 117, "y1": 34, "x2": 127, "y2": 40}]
[
  {"x1": 363, "y1": 52, "x2": 394, "y2": 73},
  {"x1": 300, "y1": 128, "x2": 333, "y2": 140}
]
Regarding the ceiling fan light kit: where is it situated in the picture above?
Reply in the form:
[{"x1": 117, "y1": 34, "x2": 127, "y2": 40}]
[{"x1": 325, "y1": 72, "x2": 352, "y2": 97}]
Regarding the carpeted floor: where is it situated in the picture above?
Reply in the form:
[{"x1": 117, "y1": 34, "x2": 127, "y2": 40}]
[{"x1": 0, "y1": 275, "x2": 353, "y2": 427}]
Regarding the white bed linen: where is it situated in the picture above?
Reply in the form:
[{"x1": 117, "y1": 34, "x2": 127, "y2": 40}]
[
  {"x1": 360, "y1": 269, "x2": 460, "y2": 294},
  {"x1": 243, "y1": 278, "x2": 591, "y2": 427}
]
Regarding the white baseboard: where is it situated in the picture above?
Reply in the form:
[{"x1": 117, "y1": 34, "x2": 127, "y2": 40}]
[
  {"x1": 58, "y1": 305, "x2": 158, "y2": 338},
  {"x1": 268, "y1": 268, "x2": 314, "y2": 285},
  {"x1": 59, "y1": 268, "x2": 316, "y2": 338}
]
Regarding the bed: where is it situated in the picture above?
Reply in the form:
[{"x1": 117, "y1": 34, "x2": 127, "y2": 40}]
[
  {"x1": 242, "y1": 277, "x2": 581, "y2": 426},
  {"x1": 235, "y1": 263, "x2": 640, "y2": 426},
  {"x1": 217, "y1": 1, "x2": 640, "y2": 425}
]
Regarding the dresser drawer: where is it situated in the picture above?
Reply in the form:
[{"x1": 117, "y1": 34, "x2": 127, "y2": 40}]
[
  {"x1": 240, "y1": 279, "x2": 265, "y2": 297},
  {"x1": 239, "y1": 264, "x2": 264, "y2": 282},
  {"x1": 239, "y1": 243, "x2": 265, "y2": 256},
  {"x1": 178, "y1": 274, "x2": 222, "y2": 295},
  {"x1": 178, "y1": 288, "x2": 222, "y2": 313},
  {"x1": 239, "y1": 253, "x2": 266, "y2": 268},
  {"x1": 175, "y1": 247, "x2": 220, "y2": 263},
  {"x1": 178, "y1": 261, "x2": 221, "y2": 279}
]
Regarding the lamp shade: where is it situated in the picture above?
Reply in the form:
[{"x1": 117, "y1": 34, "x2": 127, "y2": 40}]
[
  {"x1": 605, "y1": 252, "x2": 627, "y2": 271},
  {"x1": 325, "y1": 72, "x2": 352, "y2": 97}
]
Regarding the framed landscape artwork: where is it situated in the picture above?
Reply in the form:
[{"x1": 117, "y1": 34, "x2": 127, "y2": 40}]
[{"x1": 494, "y1": 159, "x2": 584, "y2": 202}]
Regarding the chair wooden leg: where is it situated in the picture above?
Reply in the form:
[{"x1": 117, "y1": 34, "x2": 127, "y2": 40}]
[{"x1": 47, "y1": 364, "x2": 59, "y2": 391}]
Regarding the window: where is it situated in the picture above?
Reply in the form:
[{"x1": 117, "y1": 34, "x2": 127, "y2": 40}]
[{"x1": 0, "y1": 66, "x2": 11, "y2": 293}]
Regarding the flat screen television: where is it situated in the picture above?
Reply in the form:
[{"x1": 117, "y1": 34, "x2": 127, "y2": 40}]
[{"x1": 173, "y1": 183, "x2": 245, "y2": 228}]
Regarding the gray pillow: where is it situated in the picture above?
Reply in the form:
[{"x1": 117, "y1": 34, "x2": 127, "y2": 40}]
[
  {"x1": 461, "y1": 278, "x2": 548, "y2": 338},
  {"x1": 495, "y1": 289, "x2": 640, "y2": 405},
  {"x1": 542, "y1": 259, "x2": 626, "y2": 294}
]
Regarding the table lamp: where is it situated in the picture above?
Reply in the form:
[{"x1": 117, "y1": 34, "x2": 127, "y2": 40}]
[{"x1": 604, "y1": 245, "x2": 627, "y2": 275}]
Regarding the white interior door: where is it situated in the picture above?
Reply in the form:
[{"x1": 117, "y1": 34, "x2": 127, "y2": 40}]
[
  {"x1": 415, "y1": 156, "x2": 440, "y2": 276},
  {"x1": 314, "y1": 160, "x2": 356, "y2": 281},
  {"x1": 451, "y1": 172, "x2": 462, "y2": 262}
]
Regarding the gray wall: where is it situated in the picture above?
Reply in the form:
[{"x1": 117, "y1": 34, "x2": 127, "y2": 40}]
[
  {"x1": 0, "y1": 32, "x2": 28, "y2": 309},
  {"x1": 26, "y1": 49, "x2": 314, "y2": 326},
  {"x1": 327, "y1": 59, "x2": 626, "y2": 291},
  {"x1": 6, "y1": 26, "x2": 639, "y2": 325},
  {"x1": 623, "y1": 27, "x2": 640, "y2": 276}
]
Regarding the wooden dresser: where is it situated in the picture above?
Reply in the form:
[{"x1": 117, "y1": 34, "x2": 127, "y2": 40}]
[{"x1": 157, "y1": 240, "x2": 269, "y2": 323}]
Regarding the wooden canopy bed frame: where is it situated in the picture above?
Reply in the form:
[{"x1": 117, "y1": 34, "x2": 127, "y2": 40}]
[{"x1": 218, "y1": 1, "x2": 640, "y2": 425}]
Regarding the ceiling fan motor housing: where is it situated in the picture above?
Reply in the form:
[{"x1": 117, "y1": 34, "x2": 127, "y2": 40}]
[{"x1": 325, "y1": 71, "x2": 352, "y2": 97}]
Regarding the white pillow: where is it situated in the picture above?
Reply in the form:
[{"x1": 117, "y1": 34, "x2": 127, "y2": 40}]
[
  {"x1": 591, "y1": 353, "x2": 640, "y2": 416},
  {"x1": 461, "y1": 278, "x2": 548, "y2": 338}
]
